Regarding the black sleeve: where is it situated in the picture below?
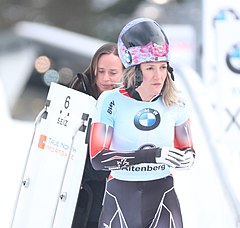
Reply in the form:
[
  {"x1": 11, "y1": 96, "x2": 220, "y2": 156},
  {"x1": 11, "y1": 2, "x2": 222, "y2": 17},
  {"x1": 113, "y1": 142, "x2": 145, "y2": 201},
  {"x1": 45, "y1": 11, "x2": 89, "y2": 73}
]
[
  {"x1": 91, "y1": 147, "x2": 159, "y2": 171},
  {"x1": 69, "y1": 73, "x2": 92, "y2": 95},
  {"x1": 82, "y1": 151, "x2": 110, "y2": 183}
]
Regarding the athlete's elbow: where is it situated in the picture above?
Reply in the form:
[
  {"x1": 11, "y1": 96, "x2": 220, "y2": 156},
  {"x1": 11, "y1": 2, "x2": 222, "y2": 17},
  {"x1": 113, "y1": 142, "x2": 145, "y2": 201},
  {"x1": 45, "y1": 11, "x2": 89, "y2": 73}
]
[{"x1": 90, "y1": 158, "x2": 104, "y2": 171}]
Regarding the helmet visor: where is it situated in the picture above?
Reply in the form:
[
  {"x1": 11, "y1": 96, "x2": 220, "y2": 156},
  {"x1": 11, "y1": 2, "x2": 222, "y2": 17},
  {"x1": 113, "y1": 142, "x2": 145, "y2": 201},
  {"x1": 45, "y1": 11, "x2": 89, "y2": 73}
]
[{"x1": 121, "y1": 21, "x2": 168, "y2": 49}]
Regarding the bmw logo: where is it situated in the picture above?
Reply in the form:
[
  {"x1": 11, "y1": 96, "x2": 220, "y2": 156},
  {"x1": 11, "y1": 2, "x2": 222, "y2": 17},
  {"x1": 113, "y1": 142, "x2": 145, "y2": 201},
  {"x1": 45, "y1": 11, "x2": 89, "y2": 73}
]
[
  {"x1": 213, "y1": 8, "x2": 239, "y2": 28},
  {"x1": 125, "y1": 50, "x2": 132, "y2": 64},
  {"x1": 214, "y1": 8, "x2": 239, "y2": 21},
  {"x1": 134, "y1": 108, "x2": 160, "y2": 131},
  {"x1": 226, "y1": 43, "x2": 240, "y2": 74}
]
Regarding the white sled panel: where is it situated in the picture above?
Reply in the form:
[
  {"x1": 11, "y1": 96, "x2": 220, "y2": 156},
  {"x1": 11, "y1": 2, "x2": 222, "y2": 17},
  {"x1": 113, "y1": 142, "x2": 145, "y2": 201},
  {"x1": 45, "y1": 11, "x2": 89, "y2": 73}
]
[{"x1": 11, "y1": 83, "x2": 96, "y2": 228}]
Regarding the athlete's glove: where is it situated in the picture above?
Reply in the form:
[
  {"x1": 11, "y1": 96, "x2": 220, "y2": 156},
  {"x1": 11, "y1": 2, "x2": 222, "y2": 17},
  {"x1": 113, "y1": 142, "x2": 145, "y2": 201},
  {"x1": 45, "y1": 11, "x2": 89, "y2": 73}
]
[
  {"x1": 155, "y1": 147, "x2": 185, "y2": 168},
  {"x1": 176, "y1": 148, "x2": 195, "y2": 170}
]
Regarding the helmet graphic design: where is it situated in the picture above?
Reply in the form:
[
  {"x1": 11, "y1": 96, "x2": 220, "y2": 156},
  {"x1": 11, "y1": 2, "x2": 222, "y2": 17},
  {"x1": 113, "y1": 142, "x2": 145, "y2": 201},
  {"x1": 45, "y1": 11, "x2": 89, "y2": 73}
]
[{"x1": 118, "y1": 18, "x2": 170, "y2": 68}]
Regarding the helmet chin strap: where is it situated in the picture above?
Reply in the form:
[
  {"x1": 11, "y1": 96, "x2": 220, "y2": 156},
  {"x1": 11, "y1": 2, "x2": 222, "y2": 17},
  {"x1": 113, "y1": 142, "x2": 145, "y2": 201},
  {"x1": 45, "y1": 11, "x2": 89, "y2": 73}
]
[
  {"x1": 134, "y1": 65, "x2": 143, "y2": 88},
  {"x1": 167, "y1": 63, "x2": 174, "y2": 81}
]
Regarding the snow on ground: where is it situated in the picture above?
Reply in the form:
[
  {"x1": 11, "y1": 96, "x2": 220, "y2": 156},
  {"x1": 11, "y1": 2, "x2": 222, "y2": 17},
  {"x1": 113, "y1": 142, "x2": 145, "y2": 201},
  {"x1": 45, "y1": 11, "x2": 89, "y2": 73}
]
[
  {"x1": 173, "y1": 66, "x2": 239, "y2": 227},
  {"x1": 0, "y1": 119, "x2": 34, "y2": 228},
  {"x1": 1, "y1": 66, "x2": 239, "y2": 227},
  {"x1": 174, "y1": 105, "x2": 236, "y2": 228}
]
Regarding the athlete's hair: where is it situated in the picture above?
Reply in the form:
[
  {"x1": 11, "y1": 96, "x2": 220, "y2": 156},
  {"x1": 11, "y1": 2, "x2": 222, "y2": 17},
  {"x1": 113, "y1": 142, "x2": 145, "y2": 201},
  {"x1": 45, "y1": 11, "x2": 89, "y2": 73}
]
[
  {"x1": 70, "y1": 42, "x2": 121, "y2": 99},
  {"x1": 122, "y1": 66, "x2": 179, "y2": 107}
]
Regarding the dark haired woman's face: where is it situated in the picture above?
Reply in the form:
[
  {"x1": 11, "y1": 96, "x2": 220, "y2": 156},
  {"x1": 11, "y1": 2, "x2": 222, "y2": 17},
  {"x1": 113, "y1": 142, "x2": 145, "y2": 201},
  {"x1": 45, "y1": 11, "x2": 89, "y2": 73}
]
[{"x1": 95, "y1": 53, "x2": 123, "y2": 93}]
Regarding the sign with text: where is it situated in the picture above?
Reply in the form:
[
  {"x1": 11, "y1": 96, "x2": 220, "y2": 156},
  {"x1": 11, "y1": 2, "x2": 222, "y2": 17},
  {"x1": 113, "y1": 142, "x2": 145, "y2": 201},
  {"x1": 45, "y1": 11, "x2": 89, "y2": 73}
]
[{"x1": 11, "y1": 83, "x2": 96, "y2": 228}]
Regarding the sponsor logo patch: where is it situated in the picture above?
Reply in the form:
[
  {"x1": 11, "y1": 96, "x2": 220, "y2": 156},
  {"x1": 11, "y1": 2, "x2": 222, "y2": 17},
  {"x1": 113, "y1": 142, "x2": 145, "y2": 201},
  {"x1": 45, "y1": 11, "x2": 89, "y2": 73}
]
[
  {"x1": 38, "y1": 134, "x2": 47, "y2": 149},
  {"x1": 134, "y1": 108, "x2": 160, "y2": 131}
]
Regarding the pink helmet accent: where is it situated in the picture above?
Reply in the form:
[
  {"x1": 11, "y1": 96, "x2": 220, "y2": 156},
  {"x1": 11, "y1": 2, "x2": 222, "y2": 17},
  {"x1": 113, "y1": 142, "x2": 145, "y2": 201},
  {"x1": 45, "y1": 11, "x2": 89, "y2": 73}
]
[{"x1": 118, "y1": 18, "x2": 170, "y2": 68}]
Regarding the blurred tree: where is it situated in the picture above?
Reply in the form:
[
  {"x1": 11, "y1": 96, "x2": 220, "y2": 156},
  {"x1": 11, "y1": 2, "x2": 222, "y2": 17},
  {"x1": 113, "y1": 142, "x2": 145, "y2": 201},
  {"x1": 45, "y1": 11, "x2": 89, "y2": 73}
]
[
  {"x1": 0, "y1": 0, "x2": 144, "y2": 42},
  {"x1": 100, "y1": 0, "x2": 145, "y2": 15},
  {"x1": 43, "y1": 0, "x2": 91, "y2": 34},
  {"x1": 0, "y1": 0, "x2": 200, "y2": 43}
]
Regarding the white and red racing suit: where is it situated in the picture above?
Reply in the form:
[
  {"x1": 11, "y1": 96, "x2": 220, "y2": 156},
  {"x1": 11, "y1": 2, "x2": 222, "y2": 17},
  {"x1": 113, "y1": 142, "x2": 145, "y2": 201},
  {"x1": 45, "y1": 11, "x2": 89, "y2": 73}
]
[{"x1": 90, "y1": 87, "x2": 194, "y2": 228}]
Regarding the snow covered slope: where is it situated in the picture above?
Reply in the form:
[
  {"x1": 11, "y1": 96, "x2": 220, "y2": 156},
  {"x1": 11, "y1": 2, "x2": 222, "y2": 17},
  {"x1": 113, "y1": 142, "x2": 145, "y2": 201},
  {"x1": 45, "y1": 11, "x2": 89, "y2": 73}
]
[{"x1": 173, "y1": 66, "x2": 240, "y2": 228}]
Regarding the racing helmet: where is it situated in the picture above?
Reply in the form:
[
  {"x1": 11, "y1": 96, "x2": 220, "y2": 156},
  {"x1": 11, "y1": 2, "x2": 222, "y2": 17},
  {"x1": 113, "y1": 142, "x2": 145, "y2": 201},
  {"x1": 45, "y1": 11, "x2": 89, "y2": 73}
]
[{"x1": 118, "y1": 18, "x2": 170, "y2": 69}]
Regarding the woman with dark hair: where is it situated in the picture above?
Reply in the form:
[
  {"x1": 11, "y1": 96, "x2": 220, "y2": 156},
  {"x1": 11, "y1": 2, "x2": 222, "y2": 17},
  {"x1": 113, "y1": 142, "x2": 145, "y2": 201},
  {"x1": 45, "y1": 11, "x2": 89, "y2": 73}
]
[
  {"x1": 70, "y1": 42, "x2": 124, "y2": 228},
  {"x1": 69, "y1": 42, "x2": 123, "y2": 99}
]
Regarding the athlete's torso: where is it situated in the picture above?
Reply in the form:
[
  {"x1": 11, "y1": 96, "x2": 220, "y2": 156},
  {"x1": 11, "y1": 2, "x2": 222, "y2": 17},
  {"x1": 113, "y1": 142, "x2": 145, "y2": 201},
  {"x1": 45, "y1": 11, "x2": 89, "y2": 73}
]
[{"x1": 93, "y1": 87, "x2": 189, "y2": 181}]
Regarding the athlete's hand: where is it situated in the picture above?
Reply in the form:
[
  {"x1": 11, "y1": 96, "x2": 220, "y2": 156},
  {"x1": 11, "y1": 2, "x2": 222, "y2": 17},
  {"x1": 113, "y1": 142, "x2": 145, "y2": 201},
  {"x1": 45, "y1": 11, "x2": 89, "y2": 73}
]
[
  {"x1": 176, "y1": 149, "x2": 195, "y2": 170},
  {"x1": 155, "y1": 147, "x2": 185, "y2": 168}
]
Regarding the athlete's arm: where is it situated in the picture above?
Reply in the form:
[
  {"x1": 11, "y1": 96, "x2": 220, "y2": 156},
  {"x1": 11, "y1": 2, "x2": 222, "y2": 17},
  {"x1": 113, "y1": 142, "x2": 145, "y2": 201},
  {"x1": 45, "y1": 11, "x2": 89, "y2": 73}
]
[
  {"x1": 174, "y1": 119, "x2": 196, "y2": 170},
  {"x1": 89, "y1": 122, "x2": 184, "y2": 171}
]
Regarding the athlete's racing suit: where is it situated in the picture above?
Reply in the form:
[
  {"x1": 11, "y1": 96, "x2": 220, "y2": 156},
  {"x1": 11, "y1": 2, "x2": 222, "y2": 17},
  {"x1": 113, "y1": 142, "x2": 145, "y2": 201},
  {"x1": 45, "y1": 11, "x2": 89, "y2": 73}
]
[{"x1": 90, "y1": 87, "x2": 194, "y2": 228}]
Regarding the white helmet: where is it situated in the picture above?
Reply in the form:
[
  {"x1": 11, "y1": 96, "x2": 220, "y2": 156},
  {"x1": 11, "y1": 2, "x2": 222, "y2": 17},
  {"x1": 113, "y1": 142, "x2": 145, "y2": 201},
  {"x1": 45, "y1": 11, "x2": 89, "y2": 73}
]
[{"x1": 118, "y1": 18, "x2": 170, "y2": 69}]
